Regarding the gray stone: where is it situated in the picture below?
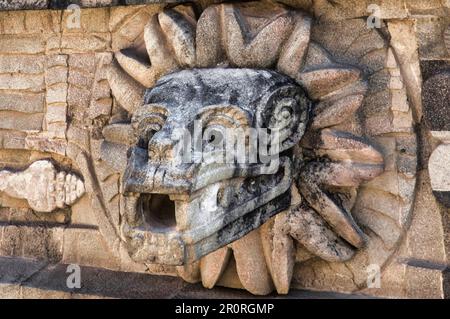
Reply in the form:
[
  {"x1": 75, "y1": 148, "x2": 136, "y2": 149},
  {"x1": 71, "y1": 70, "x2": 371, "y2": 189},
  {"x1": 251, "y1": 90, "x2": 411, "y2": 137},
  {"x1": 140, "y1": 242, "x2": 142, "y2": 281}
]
[
  {"x1": 0, "y1": 112, "x2": 43, "y2": 131},
  {"x1": 423, "y1": 72, "x2": 450, "y2": 131},
  {"x1": 0, "y1": 0, "x2": 48, "y2": 10}
]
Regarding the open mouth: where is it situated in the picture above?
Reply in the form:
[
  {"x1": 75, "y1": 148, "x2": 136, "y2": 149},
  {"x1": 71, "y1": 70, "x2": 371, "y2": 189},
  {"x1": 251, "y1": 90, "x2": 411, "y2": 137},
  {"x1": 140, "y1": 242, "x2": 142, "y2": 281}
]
[
  {"x1": 122, "y1": 158, "x2": 293, "y2": 265},
  {"x1": 137, "y1": 194, "x2": 177, "y2": 233}
]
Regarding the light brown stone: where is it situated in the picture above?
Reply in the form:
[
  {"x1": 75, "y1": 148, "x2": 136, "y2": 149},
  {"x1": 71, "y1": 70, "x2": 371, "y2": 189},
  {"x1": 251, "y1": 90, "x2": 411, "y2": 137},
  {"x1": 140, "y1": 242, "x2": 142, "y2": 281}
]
[
  {"x1": 0, "y1": 35, "x2": 46, "y2": 54},
  {"x1": 0, "y1": 112, "x2": 43, "y2": 131},
  {"x1": 60, "y1": 33, "x2": 111, "y2": 53},
  {"x1": 46, "y1": 104, "x2": 67, "y2": 124},
  {"x1": 0, "y1": 92, "x2": 44, "y2": 113},
  {"x1": 388, "y1": 20, "x2": 423, "y2": 121},
  {"x1": 46, "y1": 83, "x2": 68, "y2": 104},
  {"x1": 200, "y1": 247, "x2": 231, "y2": 289}
]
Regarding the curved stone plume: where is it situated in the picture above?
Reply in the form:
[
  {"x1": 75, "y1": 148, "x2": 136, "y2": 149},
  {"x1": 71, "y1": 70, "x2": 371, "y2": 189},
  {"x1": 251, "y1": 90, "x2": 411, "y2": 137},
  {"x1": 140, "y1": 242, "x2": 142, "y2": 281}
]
[
  {"x1": 158, "y1": 9, "x2": 196, "y2": 68},
  {"x1": 200, "y1": 247, "x2": 231, "y2": 288},
  {"x1": 297, "y1": 171, "x2": 366, "y2": 248},
  {"x1": 311, "y1": 94, "x2": 365, "y2": 129},
  {"x1": 287, "y1": 204, "x2": 355, "y2": 262},
  {"x1": 0, "y1": 160, "x2": 85, "y2": 213},
  {"x1": 112, "y1": 6, "x2": 197, "y2": 93},
  {"x1": 268, "y1": 212, "x2": 295, "y2": 294},
  {"x1": 298, "y1": 129, "x2": 384, "y2": 248},
  {"x1": 311, "y1": 129, "x2": 385, "y2": 164},
  {"x1": 230, "y1": 229, "x2": 274, "y2": 295},
  {"x1": 195, "y1": 5, "x2": 223, "y2": 67},
  {"x1": 296, "y1": 66, "x2": 361, "y2": 100},
  {"x1": 222, "y1": 3, "x2": 293, "y2": 68},
  {"x1": 143, "y1": 14, "x2": 180, "y2": 77},
  {"x1": 107, "y1": 60, "x2": 145, "y2": 113}
]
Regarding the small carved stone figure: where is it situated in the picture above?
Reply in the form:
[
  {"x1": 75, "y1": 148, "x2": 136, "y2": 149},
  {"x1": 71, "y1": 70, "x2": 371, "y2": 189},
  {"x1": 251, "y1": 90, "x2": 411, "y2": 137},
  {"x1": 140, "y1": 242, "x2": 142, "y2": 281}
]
[{"x1": 0, "y1": 160, "x2": 85, "y2": 213}]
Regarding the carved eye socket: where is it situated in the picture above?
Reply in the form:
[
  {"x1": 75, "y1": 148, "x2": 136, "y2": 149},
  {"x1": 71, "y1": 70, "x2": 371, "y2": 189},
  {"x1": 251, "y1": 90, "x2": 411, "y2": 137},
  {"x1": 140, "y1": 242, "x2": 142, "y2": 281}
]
[
  {"x1": 132, "y1": 104, "x2": 168, "y2": 149},
  {"x1": 203, "y1": 126, "x2": 225, "y2": 148}
]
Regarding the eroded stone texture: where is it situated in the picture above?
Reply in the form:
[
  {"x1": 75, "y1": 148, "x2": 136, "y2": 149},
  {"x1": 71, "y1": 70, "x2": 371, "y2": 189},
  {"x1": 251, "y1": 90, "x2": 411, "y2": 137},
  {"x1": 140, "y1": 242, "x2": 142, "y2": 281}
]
[
  {"x1": 0, "y1": 0, "x2": 447, "y2": 300},
  {"x1": 98, "y1": 1, "x2": 391, "y2": 297},
  {"x1": 423, "y1": 72, "x2": 450, "y2": 131}
]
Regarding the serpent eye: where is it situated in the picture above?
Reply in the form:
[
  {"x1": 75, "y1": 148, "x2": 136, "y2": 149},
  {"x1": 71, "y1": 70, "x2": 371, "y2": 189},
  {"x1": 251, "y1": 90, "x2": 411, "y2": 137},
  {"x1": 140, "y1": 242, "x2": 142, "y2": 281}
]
[{"x1": 203, "y1": 125, "x2": 225, "y2": 149}]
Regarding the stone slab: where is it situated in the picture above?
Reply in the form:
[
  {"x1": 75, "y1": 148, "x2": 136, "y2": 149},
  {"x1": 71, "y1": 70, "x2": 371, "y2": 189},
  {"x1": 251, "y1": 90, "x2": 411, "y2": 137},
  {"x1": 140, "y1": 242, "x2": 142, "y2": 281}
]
[{"x1": 0, "y1": 0, "x2": 189, "y2": 10}]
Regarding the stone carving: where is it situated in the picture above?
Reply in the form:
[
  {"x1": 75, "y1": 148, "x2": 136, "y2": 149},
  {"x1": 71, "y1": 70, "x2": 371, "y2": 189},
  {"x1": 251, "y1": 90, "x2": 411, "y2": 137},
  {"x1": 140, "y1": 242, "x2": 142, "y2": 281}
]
[
  {"x1": 100, "y1": 2, "x2": 391, "y2": 294},
  {"x1": 0, "y1": 160, "x2": 85, "y2": 212},
  {"x1": 2, "y1": 0, "x2": 443, "y2": 299},
  {"x1": 445, "y1": 24, "x2": 450, "y2": 55}
]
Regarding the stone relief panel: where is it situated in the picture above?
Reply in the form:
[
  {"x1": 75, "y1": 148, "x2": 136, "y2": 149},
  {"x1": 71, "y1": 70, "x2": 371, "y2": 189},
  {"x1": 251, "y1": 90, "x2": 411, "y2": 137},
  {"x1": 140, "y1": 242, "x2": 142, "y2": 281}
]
[
  {"x1": 83, "y1": 1, "x2": 416, "y2": 295},
  {"x1": 0, "y1": 0, "x2": 435, "y2": 298}
]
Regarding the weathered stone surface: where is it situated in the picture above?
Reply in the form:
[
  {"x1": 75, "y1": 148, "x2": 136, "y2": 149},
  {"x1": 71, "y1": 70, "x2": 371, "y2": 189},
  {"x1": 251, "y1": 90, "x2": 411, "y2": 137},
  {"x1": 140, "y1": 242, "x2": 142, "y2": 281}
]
[
  {"x1": 60, "y1": 33, "x2": 111, "y2": 53},
  {"x1": 102, "y1": 123, "x2": 134, "y2": 145},
  {"x1": 230, "y1": 230, "x2": 274, "y2": 295},
  {"x1": 107, "y1": 60, "x2": 144, "y2": 113},
  {"x1": 61, "y1": 7, "x2": 109, "y2": 33},
  {"x1": 46, "y1": 83, "x2": 68, "y2": 104},
  {"x1": 25, "y1": 135, "x2": 67, "y2": 155},
  {"x1": 416, "y1": 17, "x2": 449, "y2": 60},
  {"x1": 388, "y1": 20, "x2": 422, "y2": 121},
  {"x1": 0, "y1": 0, "x2": 441, "y2": 300},
  {"x1": 62, "y1": 228, "x2": 121, "y2": 270},
  {"x1": 445, "y1": 24, "x2": 450, "y2": 55},
  {"x1": 200, "y1": 247, "x2": 231, "y2": 289},
  {"x1": 0, "y1": 225, "x2": 63, "y2": 261},
  {"x1": 297, "y1": 67, "x2": 361, "y2": 100}
]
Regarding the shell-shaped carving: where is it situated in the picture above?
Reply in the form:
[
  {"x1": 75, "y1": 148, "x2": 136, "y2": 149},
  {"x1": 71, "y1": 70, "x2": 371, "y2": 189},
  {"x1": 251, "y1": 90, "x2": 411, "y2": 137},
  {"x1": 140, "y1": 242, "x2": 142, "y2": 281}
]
[{"x1": 0, "y1": 160, "x2": 85, "y2": 213}]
